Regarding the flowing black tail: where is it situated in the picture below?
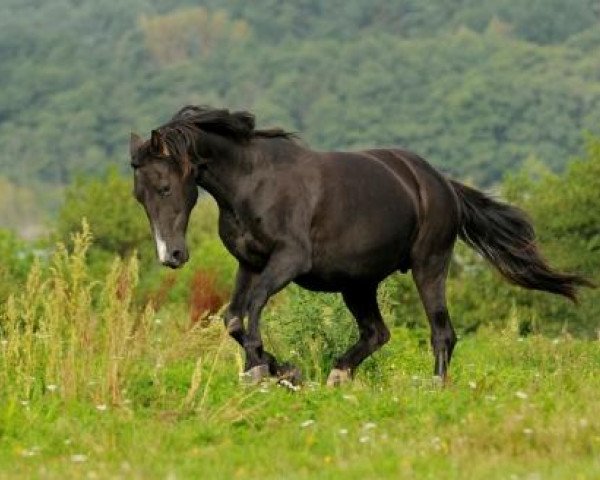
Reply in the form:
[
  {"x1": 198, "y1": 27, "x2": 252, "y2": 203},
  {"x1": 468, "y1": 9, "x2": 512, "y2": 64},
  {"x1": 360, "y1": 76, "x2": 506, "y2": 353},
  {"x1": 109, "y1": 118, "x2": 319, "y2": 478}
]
[{"x1": 450, "y1": 180, "x2": 593, "y2": 302}]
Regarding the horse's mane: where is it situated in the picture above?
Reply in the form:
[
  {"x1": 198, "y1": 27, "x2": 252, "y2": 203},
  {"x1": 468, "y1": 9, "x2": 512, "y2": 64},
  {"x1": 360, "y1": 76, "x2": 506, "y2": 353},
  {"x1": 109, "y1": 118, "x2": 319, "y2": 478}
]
[
  {"x1": 152, "y1": 106, "x2": 297, "y2": 168},
  {"x1": 162, "y1": 105, "x2": 296, "y2": 143}
]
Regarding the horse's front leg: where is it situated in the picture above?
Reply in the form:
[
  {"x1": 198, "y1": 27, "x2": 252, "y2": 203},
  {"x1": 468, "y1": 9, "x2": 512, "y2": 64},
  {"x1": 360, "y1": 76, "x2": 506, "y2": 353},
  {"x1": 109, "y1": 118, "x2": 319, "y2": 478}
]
[
  {"x1": 223, "y1": 263, "x2": 254, "y2": 344},
  {"x1": 242, "y1": 245, "x2": 310, "y2": 383},
  {"x1": 223, "y1": 264, "x2": 279, "y2": 380}
]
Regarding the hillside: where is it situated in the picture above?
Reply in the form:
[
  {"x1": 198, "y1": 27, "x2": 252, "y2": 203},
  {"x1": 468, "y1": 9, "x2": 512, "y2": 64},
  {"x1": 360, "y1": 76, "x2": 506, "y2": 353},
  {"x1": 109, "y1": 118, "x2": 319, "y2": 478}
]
[{"x1": 0, "y1": 0, "x2": 599, "y2": 196}]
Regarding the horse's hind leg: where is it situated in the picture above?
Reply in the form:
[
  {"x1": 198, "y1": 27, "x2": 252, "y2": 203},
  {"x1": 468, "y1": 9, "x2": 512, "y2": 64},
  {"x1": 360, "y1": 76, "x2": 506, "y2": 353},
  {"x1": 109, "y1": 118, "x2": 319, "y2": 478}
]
[
  {"x1": 327, "y1": 283, "x2": 390, "y2": 386},
  {"x1": 412, "y1": 252, "x2": 457, "y2": 380}
]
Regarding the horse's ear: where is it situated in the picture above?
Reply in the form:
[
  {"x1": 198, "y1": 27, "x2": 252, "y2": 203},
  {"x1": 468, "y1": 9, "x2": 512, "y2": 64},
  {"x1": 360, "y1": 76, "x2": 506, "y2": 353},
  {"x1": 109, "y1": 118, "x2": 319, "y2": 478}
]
[
  {"x1": 130, "y1": 132, "x2": 143, "y2": 157},
  {"x1": 150, "y1": 129, "x2": 168, "y2": 155}
]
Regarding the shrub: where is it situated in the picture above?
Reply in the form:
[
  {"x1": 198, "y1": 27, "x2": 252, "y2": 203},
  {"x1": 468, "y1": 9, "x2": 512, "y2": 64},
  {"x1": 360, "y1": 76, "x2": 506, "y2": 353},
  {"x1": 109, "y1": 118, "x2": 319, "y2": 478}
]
[{"x1": 56, "y1": 168, "x2": 154, "y2": 277}]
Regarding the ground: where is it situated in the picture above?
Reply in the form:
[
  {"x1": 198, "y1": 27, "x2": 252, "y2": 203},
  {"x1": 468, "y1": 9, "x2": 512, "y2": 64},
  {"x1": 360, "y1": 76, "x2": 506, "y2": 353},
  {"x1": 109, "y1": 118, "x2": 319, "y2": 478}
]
[{"x1": 2, "y1": 323, "x2": 599, "y2": 480}]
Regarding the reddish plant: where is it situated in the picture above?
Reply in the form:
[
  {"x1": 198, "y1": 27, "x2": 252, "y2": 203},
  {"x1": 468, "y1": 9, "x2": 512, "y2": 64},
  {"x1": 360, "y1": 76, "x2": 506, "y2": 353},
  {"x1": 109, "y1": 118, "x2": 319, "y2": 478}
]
[
  {"x1": 145, "y1": 273, "x2": 177, "y2": 312},
  {"x1": 189, "y1": 269, "x2": 228, "y2": 327}
]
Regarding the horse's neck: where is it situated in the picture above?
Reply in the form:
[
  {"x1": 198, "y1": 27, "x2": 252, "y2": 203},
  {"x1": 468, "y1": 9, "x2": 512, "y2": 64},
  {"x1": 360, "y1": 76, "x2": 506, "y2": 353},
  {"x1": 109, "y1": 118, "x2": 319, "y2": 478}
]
[
  {"x1": 196, "y1": 138, "x2": 301, "y2": 213},
  {"x1": 196, "y1": 144, "x2": 255, "y2": 213}
]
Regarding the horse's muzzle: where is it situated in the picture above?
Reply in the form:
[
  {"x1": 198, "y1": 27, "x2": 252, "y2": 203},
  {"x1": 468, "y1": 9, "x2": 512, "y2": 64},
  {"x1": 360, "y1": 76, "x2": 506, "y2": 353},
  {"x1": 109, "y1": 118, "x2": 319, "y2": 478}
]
[{"x1": 161, "y1": 248, "x2": 188, "y2": 269}]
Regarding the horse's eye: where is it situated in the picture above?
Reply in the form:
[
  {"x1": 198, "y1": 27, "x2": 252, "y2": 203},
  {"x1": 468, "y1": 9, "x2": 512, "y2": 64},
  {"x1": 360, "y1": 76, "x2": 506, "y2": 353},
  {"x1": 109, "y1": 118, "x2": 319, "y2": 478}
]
[{"x1": 158, "y1": 185, "x2": 171, "y2": 197}]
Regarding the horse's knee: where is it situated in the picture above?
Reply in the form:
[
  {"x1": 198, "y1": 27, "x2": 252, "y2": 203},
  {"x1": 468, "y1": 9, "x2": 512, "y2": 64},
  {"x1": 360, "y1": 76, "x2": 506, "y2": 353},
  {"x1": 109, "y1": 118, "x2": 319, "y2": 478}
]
[
  {"x1": 225, "y1": 316, "x2": 243, "y2": 337},
  {"x1": 364, "y1": 323, "x2": 390, "y2": 350}
]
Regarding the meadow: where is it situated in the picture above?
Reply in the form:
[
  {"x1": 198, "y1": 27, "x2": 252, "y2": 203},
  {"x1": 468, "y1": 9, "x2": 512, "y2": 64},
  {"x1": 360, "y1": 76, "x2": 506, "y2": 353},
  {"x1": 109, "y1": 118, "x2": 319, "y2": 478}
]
[
  {"x1": 1, "y1": 226, "x2": 599, "y2": 480},
  {"x1": 2, "y1": 2, "x2": 600, "y2": 478}
]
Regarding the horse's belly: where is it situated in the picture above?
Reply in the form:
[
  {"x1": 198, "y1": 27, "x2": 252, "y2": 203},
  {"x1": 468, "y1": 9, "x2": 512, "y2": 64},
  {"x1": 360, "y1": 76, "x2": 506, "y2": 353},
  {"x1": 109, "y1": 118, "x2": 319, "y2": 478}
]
[
  {"x1": 294, "y1": 256, "x2": 405, "y2": 292},
  {"x1": 308, "y1": 200, "x2": 416, "y2": 287},
  {"x1": 296, "y1": 230, "x2": 412, "y2": 292}
]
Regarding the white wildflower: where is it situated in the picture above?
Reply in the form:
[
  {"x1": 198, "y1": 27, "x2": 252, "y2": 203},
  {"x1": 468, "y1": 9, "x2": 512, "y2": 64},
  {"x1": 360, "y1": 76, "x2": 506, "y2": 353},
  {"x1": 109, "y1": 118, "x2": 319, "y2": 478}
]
[
  {"x1": 21, "y1": 446, "x2": 39, "y2": 457},
  {"x1": 46, "y1": 384, "x2": 58, "y2": 392},
  {"x1": 515, "y1": 391, "x2": 528, "y2": 400},
  {"x1": 71, "y1": 454, "x2": 88, "y2": 463},
  {"x1": 300, "y1": 419, "x2": 314, "y2": 428},
  {"x1": 96, "y1": 404, "x2": 107, "y2": 411},
  {"x1": 468, "y1": 381, "x2": 477, "y2": 390},
  {"x1": 338, "y1": 428, "x2": 348, "y2": 435},
  {"x1": 278, "y1": 379, "x2": 300, "y2": 392}
]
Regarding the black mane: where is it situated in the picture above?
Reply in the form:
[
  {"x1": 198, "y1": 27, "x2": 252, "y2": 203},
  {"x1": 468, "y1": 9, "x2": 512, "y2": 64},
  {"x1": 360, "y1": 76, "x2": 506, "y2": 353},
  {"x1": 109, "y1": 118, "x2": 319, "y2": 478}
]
[
  {"x1": 163, "y1": 105, "x2": 296, "y2": 143},
  {"x1": 152, "y1": 106, "x2": 297, "y2": 166}
]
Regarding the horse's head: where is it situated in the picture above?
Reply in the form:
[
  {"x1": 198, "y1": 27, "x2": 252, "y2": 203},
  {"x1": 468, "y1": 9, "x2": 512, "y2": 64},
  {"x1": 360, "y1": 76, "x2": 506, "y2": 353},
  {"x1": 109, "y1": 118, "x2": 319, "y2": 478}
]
[{"x1": 129, "y1": 130, "x2": 198, "y2": 269}]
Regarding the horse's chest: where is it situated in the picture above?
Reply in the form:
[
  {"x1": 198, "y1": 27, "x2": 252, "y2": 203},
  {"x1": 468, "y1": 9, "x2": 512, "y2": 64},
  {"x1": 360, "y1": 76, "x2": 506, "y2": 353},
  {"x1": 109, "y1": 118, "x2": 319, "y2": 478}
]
[{"x1": 218, "y1": 212, "x2": 269, "y2": 269}]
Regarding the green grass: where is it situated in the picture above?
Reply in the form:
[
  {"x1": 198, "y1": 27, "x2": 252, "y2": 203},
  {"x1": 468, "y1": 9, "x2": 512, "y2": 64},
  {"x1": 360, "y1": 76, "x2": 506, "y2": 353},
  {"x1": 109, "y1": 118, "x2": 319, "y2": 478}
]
[
  {"x1": 2, "y1": 232, "x2": 599, "y2": 479},
  {"x1": 2, "y1": 323, "x2": 600, "y2": 480}
]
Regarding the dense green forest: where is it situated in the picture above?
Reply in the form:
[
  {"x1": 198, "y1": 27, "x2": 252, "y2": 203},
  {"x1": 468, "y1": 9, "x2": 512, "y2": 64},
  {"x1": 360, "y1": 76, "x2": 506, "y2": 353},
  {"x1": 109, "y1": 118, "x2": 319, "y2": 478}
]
[{"x1": 1, "y1": 0, "x2": 600, "y2": 233}]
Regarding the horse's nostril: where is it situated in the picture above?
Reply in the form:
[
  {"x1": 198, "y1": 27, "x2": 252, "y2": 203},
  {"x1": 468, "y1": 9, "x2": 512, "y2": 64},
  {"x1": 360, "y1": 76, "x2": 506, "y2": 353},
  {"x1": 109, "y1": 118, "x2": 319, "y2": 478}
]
[{"x1": 172, "y1": 250, "x2": 183, "y2": 262}]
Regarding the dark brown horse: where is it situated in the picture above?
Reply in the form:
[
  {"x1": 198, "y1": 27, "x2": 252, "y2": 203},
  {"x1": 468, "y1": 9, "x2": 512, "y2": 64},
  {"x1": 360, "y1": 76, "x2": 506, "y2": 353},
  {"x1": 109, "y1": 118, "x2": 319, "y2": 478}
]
[{"x1": 129, "y1": 106, "x2": 591, "y2": 386}]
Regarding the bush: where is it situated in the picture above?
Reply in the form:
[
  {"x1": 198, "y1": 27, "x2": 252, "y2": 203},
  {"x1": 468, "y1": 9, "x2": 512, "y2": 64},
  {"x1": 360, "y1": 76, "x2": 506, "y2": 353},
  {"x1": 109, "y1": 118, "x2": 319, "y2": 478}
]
[{"x1": 56, "y1": 167, "x2": 154, "y2": 276}]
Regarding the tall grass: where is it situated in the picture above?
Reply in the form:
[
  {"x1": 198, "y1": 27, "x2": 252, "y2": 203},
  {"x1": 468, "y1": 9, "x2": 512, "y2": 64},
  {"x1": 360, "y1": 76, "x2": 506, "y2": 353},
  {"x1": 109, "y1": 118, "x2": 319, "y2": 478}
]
[{"x1": 0, "y1": 222, "x2": 154, "y2": 406}]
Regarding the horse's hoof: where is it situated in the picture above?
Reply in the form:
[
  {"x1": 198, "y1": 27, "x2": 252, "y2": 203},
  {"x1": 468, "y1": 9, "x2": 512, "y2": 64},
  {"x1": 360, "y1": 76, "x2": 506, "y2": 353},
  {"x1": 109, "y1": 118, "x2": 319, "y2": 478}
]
[
  {"x1": 431, "y1": 374, "x2": 451, "y2": 388},
  {"x1": 326, "y1": 368, "x2": 352, "y2": 387},
  {"x1": 277, "y1": 363, "x2": 302, "y2": 386},
  {"x1": 240, "y1": 364, "x2": 269, "y2": 385}
]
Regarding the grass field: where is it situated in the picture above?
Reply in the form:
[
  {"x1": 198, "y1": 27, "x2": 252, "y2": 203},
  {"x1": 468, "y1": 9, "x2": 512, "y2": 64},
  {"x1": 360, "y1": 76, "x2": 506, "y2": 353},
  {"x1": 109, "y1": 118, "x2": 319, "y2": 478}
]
[
  {"x1": 3, "y1": 325, "x2": 600, "y2": 479},
  {"x1": 1, "y1": 233, "x2": 600, "y2": 479}
]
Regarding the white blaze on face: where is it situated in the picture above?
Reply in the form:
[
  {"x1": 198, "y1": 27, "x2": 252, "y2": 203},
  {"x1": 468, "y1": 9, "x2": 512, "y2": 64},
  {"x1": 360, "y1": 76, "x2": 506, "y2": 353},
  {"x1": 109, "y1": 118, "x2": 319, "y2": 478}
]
[{"x1": 153, "y1": 225, "x2": 168, "y2": 263}]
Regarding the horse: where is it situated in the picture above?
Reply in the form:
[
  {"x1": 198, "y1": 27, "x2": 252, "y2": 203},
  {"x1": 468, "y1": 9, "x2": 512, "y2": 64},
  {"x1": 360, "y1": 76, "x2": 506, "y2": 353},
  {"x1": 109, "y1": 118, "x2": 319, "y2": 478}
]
[{"x1": 129, "y1": 105, "x2": 592, "y2": 386}]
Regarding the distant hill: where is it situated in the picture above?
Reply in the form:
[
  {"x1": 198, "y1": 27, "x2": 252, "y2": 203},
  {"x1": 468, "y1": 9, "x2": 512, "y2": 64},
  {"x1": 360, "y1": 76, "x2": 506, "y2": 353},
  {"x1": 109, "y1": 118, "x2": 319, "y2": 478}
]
[{"x1": 0, "y1": 0, "x2": 599, "y2": 195}]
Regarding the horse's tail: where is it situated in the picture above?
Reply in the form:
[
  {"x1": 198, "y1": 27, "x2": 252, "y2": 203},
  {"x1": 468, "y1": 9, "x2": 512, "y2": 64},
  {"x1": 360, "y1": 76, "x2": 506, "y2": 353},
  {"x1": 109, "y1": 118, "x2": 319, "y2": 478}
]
[{"x1": 450, "y1": 180, "x2": 593, "y2": 302}]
